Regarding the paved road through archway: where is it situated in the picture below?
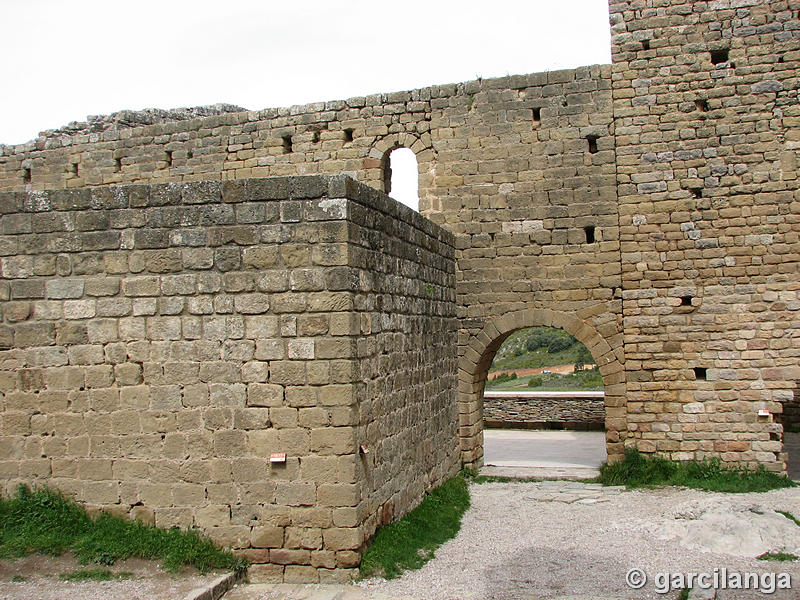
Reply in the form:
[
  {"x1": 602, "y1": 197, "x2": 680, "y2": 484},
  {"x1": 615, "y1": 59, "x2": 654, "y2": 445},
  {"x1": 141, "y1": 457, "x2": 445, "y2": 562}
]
[{"x1": 482, "y1": 429, "x2": 607, "y2": 478}]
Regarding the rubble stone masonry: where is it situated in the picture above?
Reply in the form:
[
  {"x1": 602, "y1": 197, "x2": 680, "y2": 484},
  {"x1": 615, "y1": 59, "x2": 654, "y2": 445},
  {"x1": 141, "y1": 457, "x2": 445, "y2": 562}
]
[
  {"x1": 0, "y1": 0, "x2": 798, "y2": 581},
  {"x1": 483, "y1": 393, "x2": 606, "y2": 429}
]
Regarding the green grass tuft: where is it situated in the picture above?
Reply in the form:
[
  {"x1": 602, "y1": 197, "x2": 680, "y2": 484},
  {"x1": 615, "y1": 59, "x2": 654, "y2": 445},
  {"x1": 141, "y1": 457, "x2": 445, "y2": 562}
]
[
  {"x1": 777, "y1": 510, "x2": 800, "y2": 527},
  {"x1": 359, "y1": 475, "x2": 470, "y2": 580},
  {"x1": 598, "y1": 449, "x2": 796, "y2": 493},
  {"x1": 469, "y1": 474, "x2": 540, "y2": 484},
  {"x1": 59, "y1": 569, "x2": 134, "y2": 582},
  {"x1": 757, "y1": 552, "x2": 799, "y2": 562},
  {"x1": 10, "y1": 575, "x2": 27, "y2": 583},
  {"x1": 678, "y1": 588, "x2": 690, "y2": 600},
  {"x1": 0, "y1": 485, "x2": 246, "y2": 573}
]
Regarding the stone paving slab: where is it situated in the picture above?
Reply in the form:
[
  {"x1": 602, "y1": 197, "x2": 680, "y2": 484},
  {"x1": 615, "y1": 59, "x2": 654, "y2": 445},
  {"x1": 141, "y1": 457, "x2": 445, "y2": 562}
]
[
  {"x1": 186, "y1": 571, "x2": 243, "y2": 600},
  {"x1": 478, "y1": 465, "x2": 601, "y2": 480},
  {"x1": 492, "y1": 478, "x2": 627, "y2": 503}
]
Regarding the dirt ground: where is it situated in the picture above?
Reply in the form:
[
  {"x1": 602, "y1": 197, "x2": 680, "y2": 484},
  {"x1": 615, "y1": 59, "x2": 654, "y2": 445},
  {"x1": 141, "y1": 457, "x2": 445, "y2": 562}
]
[
  {"x1": 0, "y1": 552, "x2": 228, "y2": 600},
  {"x1": 489, "y1": 364, "x2": 596, "y2": 378}
]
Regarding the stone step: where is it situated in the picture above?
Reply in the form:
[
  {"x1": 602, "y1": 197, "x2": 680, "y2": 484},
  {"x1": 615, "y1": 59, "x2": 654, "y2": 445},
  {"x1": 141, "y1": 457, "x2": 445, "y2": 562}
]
[{"x1": 479, "y1": 465, "x2": 601, "y2": 480}]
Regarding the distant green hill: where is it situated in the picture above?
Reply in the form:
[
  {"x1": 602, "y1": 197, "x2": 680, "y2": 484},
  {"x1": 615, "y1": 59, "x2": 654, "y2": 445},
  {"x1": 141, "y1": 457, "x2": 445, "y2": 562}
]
[
  {"x1": 489, "y1": 326, "x2": 593, "y2": 372},
  {"x1": 486, "y1": 368, "x2": 603, "y2": 391}
]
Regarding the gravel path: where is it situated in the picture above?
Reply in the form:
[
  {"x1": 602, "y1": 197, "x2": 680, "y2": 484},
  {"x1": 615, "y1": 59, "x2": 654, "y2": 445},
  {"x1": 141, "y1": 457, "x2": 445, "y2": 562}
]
[{"x1": 357, "y1": 482, "x2": 800, "y2": 600}]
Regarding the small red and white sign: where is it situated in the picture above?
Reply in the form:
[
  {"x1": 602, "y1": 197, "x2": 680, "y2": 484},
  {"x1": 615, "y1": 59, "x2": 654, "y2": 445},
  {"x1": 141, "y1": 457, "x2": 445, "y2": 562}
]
[{"x1": 269, "y1": 452, "x2": 287, "y2": 463}]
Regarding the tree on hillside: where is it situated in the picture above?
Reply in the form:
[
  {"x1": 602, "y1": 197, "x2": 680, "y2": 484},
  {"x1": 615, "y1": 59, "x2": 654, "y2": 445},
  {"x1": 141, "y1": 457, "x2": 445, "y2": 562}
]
[
  {"x1": 524, "y1": 327, "x2": 574, "y2": 354},
  {"x1": 574, "y1": 344, "x2": 593, "y2": 371}
]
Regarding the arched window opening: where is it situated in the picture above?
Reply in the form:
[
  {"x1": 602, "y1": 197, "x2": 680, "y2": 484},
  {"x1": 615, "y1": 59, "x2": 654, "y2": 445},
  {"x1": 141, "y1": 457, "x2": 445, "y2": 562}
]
[
  {"x1": 383, "y1": 147, "x2": 419, "y2": 212},
  {"x1": 482, "y1": 326, "x2": 607, "y2": 476}
]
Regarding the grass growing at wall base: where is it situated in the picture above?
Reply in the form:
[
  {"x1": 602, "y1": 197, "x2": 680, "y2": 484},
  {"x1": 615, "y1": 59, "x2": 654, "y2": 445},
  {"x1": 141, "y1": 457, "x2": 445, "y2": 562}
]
[
  {"x1": 0, "y1": 485, "x2": 246, "y2": 573},
  {"x1": 598, "y1": 449, "x2": 796, "y2": 493},
  {"x1": 359, "y1": 475, "x2": 470, "y2": 580}
]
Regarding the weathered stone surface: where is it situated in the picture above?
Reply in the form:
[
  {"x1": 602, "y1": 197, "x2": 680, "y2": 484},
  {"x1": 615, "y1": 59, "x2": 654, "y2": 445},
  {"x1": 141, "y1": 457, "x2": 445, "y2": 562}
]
[
  {"x1": 608, "y1": 0, "x2": 797, "y2": 475},
  {"x1": 0, "y1": 2, "x2": 798, "y2": 581},
  {"x1": 0, "y1": 176, "x2": 458, "y2": 585},
  {"x1": 646, "y1": 499, "x2": 800, "y2": 558}
]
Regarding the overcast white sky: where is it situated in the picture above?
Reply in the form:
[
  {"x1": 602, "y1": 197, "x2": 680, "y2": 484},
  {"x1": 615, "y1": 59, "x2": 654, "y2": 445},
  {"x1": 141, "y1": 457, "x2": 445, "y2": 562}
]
[{"x1": 0, "y1": 1, "x2": 611, "y2": 147}]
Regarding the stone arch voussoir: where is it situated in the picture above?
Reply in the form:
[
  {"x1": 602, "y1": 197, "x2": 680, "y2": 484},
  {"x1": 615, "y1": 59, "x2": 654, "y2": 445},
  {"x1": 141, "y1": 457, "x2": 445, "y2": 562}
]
[{"x1": 373, "y1": 132, "x2": 423, "y2": 156}]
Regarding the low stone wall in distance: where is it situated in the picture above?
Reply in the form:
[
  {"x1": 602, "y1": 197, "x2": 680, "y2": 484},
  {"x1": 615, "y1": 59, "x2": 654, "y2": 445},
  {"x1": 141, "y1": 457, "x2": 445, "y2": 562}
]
[{"x1": 483, "y1": 392, "x2": 605, "y2": 430}]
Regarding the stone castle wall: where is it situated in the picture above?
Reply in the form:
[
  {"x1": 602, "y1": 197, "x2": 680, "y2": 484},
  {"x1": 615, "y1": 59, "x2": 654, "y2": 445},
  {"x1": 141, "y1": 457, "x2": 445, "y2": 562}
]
[
  {"x1": 337, "y1": 182, "x2": 460, "y2": 566},
  {"x1": 0, "y1": 65, "x2": 628, "y2": 468},
  {"x1": 0, "y1": 176, "x2": 458, "y2": 583},
  {"x1": 609, "y1": 0, "x2": 800, "y2": 466},
  {"x1": 0, "y1": 3, "x2": 797, "y2": 564}
]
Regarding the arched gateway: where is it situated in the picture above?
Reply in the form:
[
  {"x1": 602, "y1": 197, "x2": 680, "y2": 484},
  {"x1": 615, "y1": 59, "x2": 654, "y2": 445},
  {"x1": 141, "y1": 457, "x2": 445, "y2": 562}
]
[{"x1": 458, "y1": 308, "x2": 626, "y2": 468}]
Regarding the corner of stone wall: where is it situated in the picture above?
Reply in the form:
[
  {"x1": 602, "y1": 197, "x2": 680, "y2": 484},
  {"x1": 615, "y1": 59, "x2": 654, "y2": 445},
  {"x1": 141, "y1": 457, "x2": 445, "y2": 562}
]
[{"x1": 0, "y1": 174, "x2": 460, "y2": 584}]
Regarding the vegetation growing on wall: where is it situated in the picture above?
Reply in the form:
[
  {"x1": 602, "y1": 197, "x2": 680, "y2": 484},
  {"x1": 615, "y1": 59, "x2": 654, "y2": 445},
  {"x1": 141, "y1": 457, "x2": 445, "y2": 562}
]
[
  {"x1": 598, "y1": 449, "x2": 796, "y2": 493},
  {"x1": 0, "y1": 485, "x2": 245, "y2": 573},
  {"x1": 359, "y1": 475, "x2": 470, "y2": 580}
]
